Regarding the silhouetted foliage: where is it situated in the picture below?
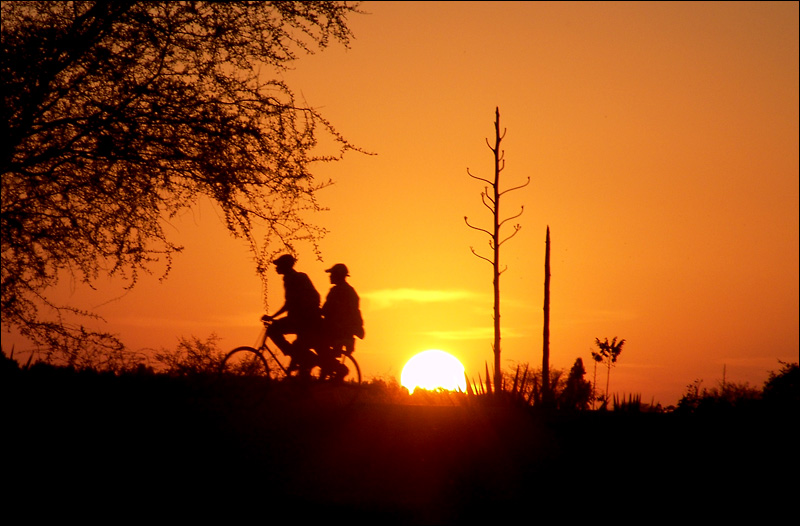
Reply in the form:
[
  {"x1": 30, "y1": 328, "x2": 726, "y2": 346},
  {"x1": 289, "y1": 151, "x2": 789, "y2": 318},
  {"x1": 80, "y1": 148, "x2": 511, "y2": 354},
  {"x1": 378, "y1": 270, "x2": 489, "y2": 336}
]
[
  {"x1": 762, "y1": 361, "x2": 799, "y2": 410},
  {"x1": 1, "y1": 1, "x2": 363, "y2": 361},
  {"x1": 358, "y1": 376, "x2": 410, "y2": 403},
  {"x1": 591, "y1": 336, "x2": 626, "y2": 409},
  {"x1": 153, "y1": 334, "x2": 226, "y2": 376},
  {"x1": 6, "y1": 352, "x2": 795, "y2": 523},
  {"x1": 674, "y1": 361, "x2": 798, "y2": 415},
  {"x1": 611, "y1": 393, "x2": 643, "y2": 412},
  {"x1": 677, "y1": 378, "x2": 762, "y2": 414},
  {"x1": 558, "y1": 358, "x2": 592, "y2": 411},
  {"x1": 502, "y1": 358, "x2": 593, "y2": 411},
  {"x1": 1, "y1": 347, "x2": 22, "y2": 376}
]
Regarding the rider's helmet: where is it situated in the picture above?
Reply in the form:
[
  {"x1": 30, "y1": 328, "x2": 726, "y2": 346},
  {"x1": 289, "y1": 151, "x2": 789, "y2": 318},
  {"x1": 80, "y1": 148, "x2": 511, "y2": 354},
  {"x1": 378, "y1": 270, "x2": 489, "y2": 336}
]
[{"x1": 325, "y1": 263, "x2": 349, "y2": 277}]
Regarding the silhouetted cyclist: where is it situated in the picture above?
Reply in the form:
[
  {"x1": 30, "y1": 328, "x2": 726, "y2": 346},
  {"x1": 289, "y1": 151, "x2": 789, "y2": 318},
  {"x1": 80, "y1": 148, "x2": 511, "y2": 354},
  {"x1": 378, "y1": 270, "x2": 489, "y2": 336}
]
[
  {"x1": 319, "y1": 263, "x2": 364, "y2": 378},
  {"x1": 261, "y1": 254, "x2": 321, "y2": 372}
]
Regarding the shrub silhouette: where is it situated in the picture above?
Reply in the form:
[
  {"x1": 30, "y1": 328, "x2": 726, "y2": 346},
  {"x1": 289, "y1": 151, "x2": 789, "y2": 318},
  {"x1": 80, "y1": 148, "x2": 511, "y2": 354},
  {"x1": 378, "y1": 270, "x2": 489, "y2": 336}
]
[
  {"x1": 762, "y1": 361, "x2": 799, "y2": 410},
  {"x1": 154, "y1": 334, "x2": 226, "y2": 376}
]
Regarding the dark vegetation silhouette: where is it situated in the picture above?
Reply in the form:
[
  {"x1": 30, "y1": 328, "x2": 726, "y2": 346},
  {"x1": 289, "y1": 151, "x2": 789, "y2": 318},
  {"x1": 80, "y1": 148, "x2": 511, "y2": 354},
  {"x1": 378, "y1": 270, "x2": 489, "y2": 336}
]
[
  {"x1": 4, "y1": 347, "x2": 797, "y2": 522},
  {"x1": 153, "y1": 334, "x2": 225, "y2": 377},
  {"x1": 677, "y1": 361, "x2": 799, "y2": 414},
  {"x1": 466, "y1": 359, "x2": 592, "y2": 411},
  {"x1": 464, "y1": 107, "x2": 529, "y2": 392},
  {"x1": 1, "y1": 1, "x2": 364, "y2": 364},
  {"x1": 591, "y1": 336, "x2": 626, "y2": 409}
]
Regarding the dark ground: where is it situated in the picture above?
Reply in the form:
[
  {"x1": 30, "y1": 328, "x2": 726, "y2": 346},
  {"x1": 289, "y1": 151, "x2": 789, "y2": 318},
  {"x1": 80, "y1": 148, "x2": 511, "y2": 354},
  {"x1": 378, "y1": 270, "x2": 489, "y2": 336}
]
[{"x1": 4, "y1": 365, "x2": 797, "y2": 524}]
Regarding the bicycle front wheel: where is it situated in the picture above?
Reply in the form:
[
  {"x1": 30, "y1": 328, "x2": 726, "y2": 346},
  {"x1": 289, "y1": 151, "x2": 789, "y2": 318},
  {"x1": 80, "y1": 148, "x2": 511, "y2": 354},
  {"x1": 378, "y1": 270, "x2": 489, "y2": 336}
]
[{"x1": 219, "y1": 346, "x2": 273, "y2": 379}]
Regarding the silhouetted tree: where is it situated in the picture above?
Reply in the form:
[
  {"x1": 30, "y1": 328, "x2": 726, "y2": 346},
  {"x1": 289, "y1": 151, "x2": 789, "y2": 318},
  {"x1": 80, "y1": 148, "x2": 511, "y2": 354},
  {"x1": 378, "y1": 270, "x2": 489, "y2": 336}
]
[
  {"x1": 591, "y1": 337, "x2": 626, "y2": 409},
  {"x1": 464, "y1": 107, "x2": 529, "y2": 392},
  {"x1": 558, "y1": 357, "x2": 592, "y2": 411},
  {"x1": 2, "y1": 1, "x2": 363, "y2": 361}
]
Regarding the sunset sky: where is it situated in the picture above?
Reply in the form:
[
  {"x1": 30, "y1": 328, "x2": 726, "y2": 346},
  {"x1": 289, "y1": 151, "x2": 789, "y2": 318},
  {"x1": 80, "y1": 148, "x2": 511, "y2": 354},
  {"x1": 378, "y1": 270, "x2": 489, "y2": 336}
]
[{"x1": 4, "y1": 1, "x2": 798, "y2": 406}]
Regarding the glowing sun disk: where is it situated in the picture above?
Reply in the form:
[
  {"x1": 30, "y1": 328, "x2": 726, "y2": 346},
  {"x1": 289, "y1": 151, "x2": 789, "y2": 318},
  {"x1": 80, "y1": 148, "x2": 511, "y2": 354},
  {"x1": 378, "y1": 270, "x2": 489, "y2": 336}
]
[{"x1": 401, "y1": 349, "x2": 467, "y2": 393}]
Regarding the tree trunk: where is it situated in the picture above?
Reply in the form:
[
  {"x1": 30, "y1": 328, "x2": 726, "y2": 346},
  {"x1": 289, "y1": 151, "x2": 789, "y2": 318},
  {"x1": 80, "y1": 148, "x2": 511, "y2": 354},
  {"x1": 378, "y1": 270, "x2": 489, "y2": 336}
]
[{"x1": 542, "y1": 226, "x2": 551, "y2": 406}]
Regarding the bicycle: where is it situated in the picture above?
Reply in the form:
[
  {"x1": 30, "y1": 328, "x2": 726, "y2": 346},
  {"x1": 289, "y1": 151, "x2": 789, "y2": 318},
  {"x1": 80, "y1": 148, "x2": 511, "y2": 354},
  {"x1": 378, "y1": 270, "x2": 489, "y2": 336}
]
[{"x1": 218, "y1": 317, "x2": 362, "y2": 405}]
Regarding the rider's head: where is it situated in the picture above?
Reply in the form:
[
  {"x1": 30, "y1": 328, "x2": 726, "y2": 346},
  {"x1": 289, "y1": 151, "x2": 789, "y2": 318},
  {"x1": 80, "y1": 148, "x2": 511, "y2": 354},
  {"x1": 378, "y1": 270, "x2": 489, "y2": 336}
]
[
  {"x1": 326, "y1": 263, "x2": 349, "y2": 283},
  {"x1": 273, "y1": 254, "x2": 296, "y2": 274}
]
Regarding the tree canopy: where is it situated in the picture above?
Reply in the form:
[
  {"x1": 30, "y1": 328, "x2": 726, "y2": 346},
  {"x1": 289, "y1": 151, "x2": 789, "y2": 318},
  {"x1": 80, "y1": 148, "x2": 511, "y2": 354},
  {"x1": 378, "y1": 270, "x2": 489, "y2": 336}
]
[{"x1": 1, "y1": 1, "x2": 363, "y2": 362}]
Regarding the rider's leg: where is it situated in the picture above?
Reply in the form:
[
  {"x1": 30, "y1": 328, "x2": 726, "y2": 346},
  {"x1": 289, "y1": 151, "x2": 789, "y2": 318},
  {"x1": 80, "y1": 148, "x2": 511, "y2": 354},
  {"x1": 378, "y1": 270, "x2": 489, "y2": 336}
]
[
  {"x1": 316, "y1": 344, "x2": 338, "y2": 379},
  {"x1": 292, "y1": 333, "x2": 321, "y2": 378},
  {"x1": 266, "y1": 318, "x2": 295, "y2": 356}
]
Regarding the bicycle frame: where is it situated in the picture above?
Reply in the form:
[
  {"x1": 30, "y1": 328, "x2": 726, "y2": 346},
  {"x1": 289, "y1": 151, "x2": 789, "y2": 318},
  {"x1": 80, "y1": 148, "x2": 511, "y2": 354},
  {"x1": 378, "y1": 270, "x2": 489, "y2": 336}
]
[{"x1": 252, "y1": 324, "x2": 291, "y2": 377}]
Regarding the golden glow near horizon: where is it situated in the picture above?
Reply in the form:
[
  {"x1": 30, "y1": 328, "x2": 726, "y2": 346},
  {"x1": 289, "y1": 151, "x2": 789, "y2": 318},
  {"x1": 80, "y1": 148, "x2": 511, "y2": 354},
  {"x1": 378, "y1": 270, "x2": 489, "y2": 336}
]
[
  {"x1": 401, "y1": 350, "x2": 468, "y2": 394},
  {"x1": 2, "y1": 2, "x2": 798, "y2": 406}
]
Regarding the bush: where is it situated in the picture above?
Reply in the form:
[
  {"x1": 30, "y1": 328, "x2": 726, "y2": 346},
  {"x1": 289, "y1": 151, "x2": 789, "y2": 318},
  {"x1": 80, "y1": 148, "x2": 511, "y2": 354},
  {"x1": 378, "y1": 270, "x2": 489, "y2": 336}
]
[
  {"x1": 678, "y1": 378, "x2": 762, "y2": 414},
  {"x1": 762, "y1": 361, "x2": 799, "y2": 410},
  {"x1": 153, "y1": 335, "x2": 226, "y2": 376}
]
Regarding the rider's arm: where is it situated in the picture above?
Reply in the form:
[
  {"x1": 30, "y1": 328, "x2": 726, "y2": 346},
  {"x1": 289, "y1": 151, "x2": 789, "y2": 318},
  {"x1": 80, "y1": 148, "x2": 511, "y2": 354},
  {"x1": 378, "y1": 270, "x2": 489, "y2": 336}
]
[{"x1": 263, "y1": 303, "x2": 287, "y2": 320}]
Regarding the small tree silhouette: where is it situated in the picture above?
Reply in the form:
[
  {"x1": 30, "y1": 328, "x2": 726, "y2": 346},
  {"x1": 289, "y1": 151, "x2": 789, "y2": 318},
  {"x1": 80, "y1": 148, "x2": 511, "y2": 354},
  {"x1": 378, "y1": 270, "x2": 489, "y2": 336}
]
[
  {"x1": 464, "y1": 107, "x2": 530, "y2": 392},
  {"x1": 591, "y1": 336, "x2": 626, "y2": 409},
  {"x1": 559, "y1": 357, "x2": 592, "y2": 411}
]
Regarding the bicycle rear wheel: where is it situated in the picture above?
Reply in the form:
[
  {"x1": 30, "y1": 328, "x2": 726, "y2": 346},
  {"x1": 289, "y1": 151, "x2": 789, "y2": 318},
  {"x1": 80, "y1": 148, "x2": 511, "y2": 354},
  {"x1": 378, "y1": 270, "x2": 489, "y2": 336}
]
[
  {"x1": 336, "y1": 353, "x2": 362, "y2": 385},
  {"x1": 305, "y1": 353, "x2": 362, "y2": 407}
]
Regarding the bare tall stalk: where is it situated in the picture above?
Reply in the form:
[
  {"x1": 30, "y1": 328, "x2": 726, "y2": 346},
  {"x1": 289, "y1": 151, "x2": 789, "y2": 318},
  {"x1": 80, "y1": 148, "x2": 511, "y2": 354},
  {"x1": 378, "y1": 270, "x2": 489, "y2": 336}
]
[
  {"x1": 465, "y1": 107, "x2": 530, "y2": 392},
  {"x1": 542, "y1": 226, "x2": 551, "y2": 406}
]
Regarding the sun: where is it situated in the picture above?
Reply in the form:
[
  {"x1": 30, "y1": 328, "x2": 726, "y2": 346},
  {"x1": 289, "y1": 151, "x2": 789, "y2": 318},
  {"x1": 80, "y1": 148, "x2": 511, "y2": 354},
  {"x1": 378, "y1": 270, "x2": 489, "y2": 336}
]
[{"x1": 401, "y1": 349, "x2": 467, "y2": 393}]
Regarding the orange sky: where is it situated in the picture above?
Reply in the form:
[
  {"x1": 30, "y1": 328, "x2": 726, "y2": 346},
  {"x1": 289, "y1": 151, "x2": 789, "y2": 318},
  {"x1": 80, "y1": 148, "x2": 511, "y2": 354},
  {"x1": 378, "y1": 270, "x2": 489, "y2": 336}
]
[{"x1": 3, "y1": 1, "x2": 798, "y2": 406}]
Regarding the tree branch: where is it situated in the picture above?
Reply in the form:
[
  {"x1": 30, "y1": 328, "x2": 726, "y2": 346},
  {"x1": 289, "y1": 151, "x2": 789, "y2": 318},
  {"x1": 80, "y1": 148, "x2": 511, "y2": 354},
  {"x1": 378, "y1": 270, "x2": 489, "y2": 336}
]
[
  {"x1": 481, "y1": 191, "x2": 495, "y2": 212},
  {"x1": 464, "y1": 216, "x2": 492, "y2": 237},
  {"x1": 499, "y1": 176, "x2": 530, "y2": 197},
  {"x1": 498, "y1": 205, "x2": 524, "y2": 228},
  {"x1": 497, "y1": 224, "x2": 522, "y2": 247},
  {"x1": 469, "y1": 246, "x2": 494, "y2": 265},
  {"x1": 466, "y1": 167, "x2": 492, "y2": 186}
]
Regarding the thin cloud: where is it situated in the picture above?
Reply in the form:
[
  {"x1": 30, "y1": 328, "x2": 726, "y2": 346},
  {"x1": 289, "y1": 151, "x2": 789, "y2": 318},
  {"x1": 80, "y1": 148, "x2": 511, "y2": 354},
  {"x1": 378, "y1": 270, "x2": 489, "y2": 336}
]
[
  {"x1": 421, "y1": 327, "x2": 525, "y2": 341},
  {"x1": 362, "y1": 288, "x2": 482, "y2": 309}
]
